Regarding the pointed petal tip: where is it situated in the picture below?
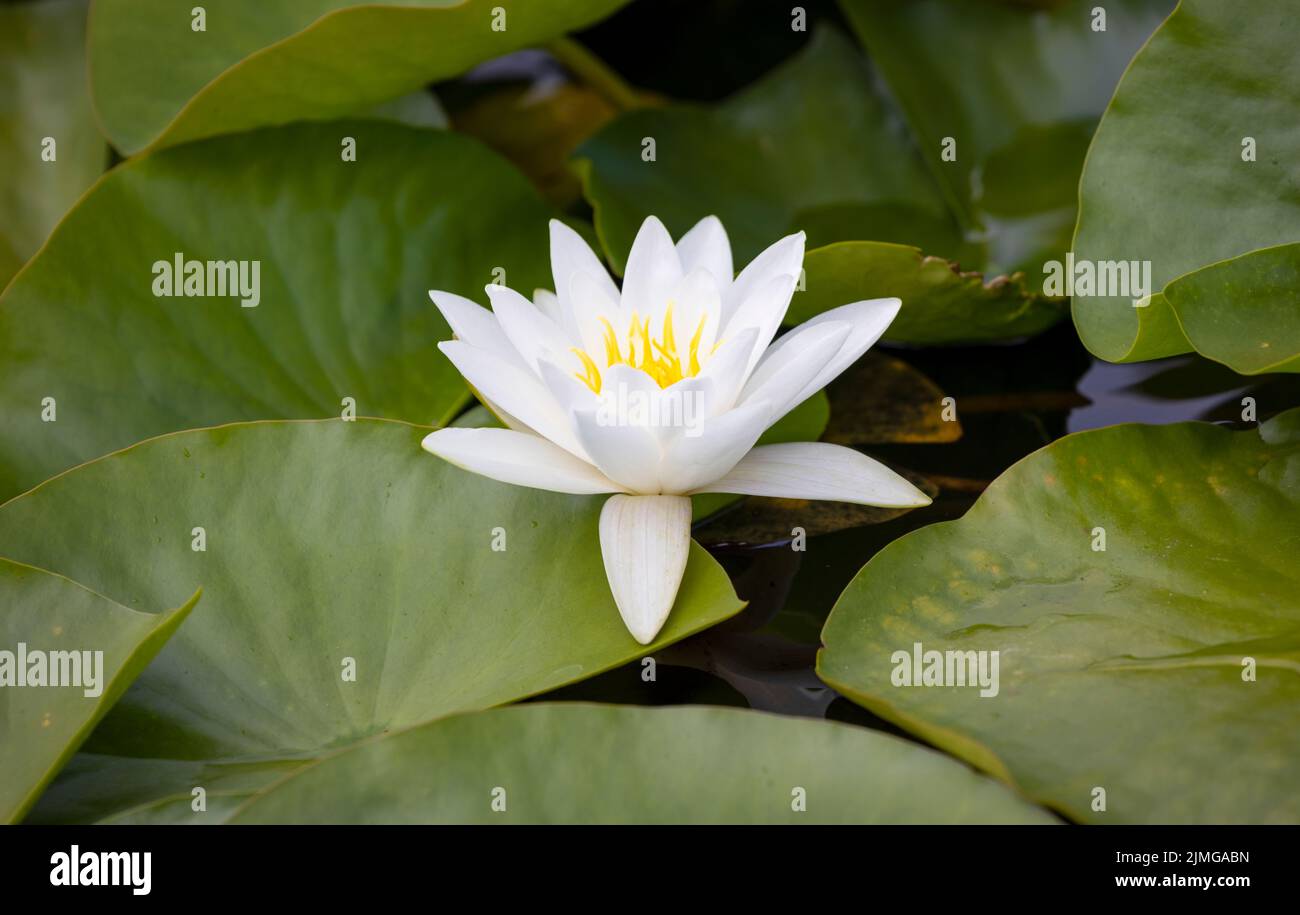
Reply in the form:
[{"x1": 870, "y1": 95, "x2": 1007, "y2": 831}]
[
  {"x1": 428, "y1": 289, "x2": 461, "y2": 312},
  {"x1": 420, "y1": 428, "x2": 454, "y2": 459},
  {"x1": 599, "y1": 494, "x2": 692, "y2": 646}
]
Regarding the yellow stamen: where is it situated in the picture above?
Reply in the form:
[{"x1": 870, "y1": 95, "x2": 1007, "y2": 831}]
[
  {"x1": 571, "y1": 304, "x2": 712, "y2": 394},
  {"x1": 571, "y1": 347, "x2": 604, "y2": 394}
]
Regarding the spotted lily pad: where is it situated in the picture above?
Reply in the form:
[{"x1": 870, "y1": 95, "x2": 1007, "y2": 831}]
[
  {"x1": 0, "y1": 559, "x2": 197, "y2": 823},
  {"x1": 819, "y1": 411, "x2": 1300, "y2": 823}
]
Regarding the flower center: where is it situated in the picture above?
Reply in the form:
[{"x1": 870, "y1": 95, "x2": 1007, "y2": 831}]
[{"x1": 571, "y1": 303, "x2": 710, "y2": 394}]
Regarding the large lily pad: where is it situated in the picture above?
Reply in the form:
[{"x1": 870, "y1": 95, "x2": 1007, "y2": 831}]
[
  {"x1": 0, "y1": 419, "x2": 744, "y2": 823},
  {"x1": 0, "y1": 0, "x2": 105, "y2": 286},
  {"x1": 0, "y1": 559, "x2": 197, "y2": 823},
  {"x1": 226, "y1": 704, "x2": 1056, "y2": 823},
  {"x1": 1072, "y1": 0, "x2": 1300, "y2": 364},
  {"x1": 88, "y1": 0, "x2": 630, "y2": 154},
  {"x1": 819, "y1": 412, "x2": 1300, "y2": 823},
  {"x1": 0, "y1": 120, "x2": 557, "y2": 500}
]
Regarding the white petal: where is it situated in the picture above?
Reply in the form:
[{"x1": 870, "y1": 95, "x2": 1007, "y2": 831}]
[
  {"x1": 692, "y1": 326, "x2": 758, "y2": 416},
  {"x1": 550, "y1": 219, "x2": 621, "y2": 314},
  {"x1": 668, "y1": 267, "x2": 722, "y2": 358},
  {"x1": 656, "y1": 373, "x2": 713, "y2": 438},
  {"x1": 572, "y1": 387, "x2": 664, "y2": 494},
  {"x1": 755, "y1": 298, "x2": 901, "y2": 420},
  {"x1": 485, "y1": 284, "x2": 576, "y2": 374},
  {"x1": 739, "y1": 320, "x2": 851, "y2": 422},
  {"x1": 657, "y1": 397, "x2": 774, "y2": 493},
  {"x1": 723, "y1": 231, "x2": 804, "y2": 325},
  {"x1": 676, "y1": 215, "x2": 733, "y2": 291},
  {"x1": 429, "y1": 290, "x2": 520, "y2": 364},
  {"x1": 537, "y1": 358, "x2": 601, "y2": 416},
  {"x1": 693, "y1": 442, "x2": 931, "y2": 507},
  {"x1": 621, "y1": 215, "x2": 682, "y2": 320},
  {"x1": 475, "y1": 397, "x2": 533, "y2": 434},
  {"x1": 438, "y1": 340, "x2": 586, "y2": 459},
  {"x1": 722, "y1": 272, "x2": 799, "y2": 379},
  {"x1": 599, "y1": 494, "x2": 693, "y2": 644},
  {"x1": 422, "y1": 428, "x2": 622, "y2": 494},
  {"x1": 533, "y1": 288, "x2": 563, "y2": 324},
  {"x1": 569, "y1": 271, "x2": 624, "y2": 363}
]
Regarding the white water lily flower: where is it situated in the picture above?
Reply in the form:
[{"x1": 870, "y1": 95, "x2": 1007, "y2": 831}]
[{"x1": 422, "y1": 215, "x2": 930, "y2": 644}]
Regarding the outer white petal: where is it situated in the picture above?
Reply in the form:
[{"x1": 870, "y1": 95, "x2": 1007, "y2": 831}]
[
  {"x1": 429, "y1": 290, "x2": 520, "y2": 364},
  {"x1": 438, "y1": 340, "x2": 585, "y2": 459},
  {"x1": 721, "y1": 273, "x2": 799, "y2": 379},
  {"x1": 675, "y1": 216, "x2": 733, "y2": 291},
  {"x1": 692, "y1": 442, "x2": 932, "y2": 507},
  {"x1": 723, "y1": 231, "x2": 804, "y2": 324},
  {"x1": 550, "y1": 219, "x2": 621, "y2": 313},
  {"x1": 485, "y1": 284, "x2": 576, "y2": 374},
  {"x1": 598, "y1": 494, "x2": 693, "y2": 644},
  {"x1": 657, "y1": 397, "x2": 774, "y2": 494},
  {"x1": 472, "y1": 395, "x2": 533, "y2": 435},
  {"x1": 692, "y1": 326, "x2": 758, "y2": 416},
  {"x1": 621, "y1": 215, "x2": 682, "y2": 320},
  {"x1": 422, "y1": 428, "x2": 622, "y2": 495},
  {"x1": 750, "y1": 297, "x2": 902, "y2": 424},
  {"x1": 739, "y1": 320, "x2": 851, "y2": 422}
]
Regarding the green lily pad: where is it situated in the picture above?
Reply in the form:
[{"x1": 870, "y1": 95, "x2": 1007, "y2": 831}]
[
  {"x1": 0, "y1": 0, "x2": 106, "y2": 287},
  {"x1": 819, "y1": 412, "x2": 1300, "y2": 823},
  {"x1": 0, "y1": 120, "x2": 559, "y2": 500},
  {"x1": 89, "y1": 0, "x2": 630, "y2": 154},
  {"x1": 1161, "y1": 244, "x2": 1300, "y2": 375},
  {"x1": 0, "y1": 558, "x2": 198, "y2": 823},
  {"x1": 838, "y1": 0, "x2": 1173, "y2": 277},
  {"x1": 225, "y1": 704, "x2": 1056, "y2": 823},
  {"x1": 794, "y1": 242, "x2": 1060, "y2": 345},
  {"x1": 362, "y1": 88, "x2": 449, "y2": 130},
  {"x1": 0, "y1": 419, "x2": 743, "y2": 823},
  {"x1": 1072, "y1": 0, "x2": 1300, "y2": 364}
]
